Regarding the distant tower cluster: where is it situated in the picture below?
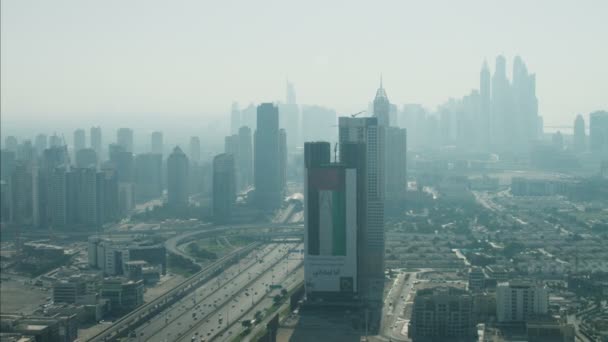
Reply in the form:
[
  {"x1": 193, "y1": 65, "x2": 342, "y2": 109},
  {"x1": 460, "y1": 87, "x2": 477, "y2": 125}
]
[{"x1": 487, "y1": 55, "x2": 540, "y2": 152}]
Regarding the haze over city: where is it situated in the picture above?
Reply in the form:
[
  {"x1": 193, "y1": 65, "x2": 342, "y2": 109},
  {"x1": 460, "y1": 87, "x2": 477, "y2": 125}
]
[
  {"x1": 2, "y1": 0, "x2": 607, "y2": 134},
  {"x1": 1, "y1": 1, "x2": 607, "y2": 342}
]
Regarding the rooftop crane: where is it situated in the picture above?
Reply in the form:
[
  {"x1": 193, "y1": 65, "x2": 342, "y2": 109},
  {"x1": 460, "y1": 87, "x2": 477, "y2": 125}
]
[{"x1": 350, "y1": 110, "x2": 366, "y2": 118}]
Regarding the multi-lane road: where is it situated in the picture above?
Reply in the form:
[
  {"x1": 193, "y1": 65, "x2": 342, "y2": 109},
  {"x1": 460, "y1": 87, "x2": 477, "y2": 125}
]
[
  {"x1": 381, "y1": 270, "x2": 420, "y2": 342},
  {"x1": 128, "y1": 242, "x2": 303, "y2": 342}
]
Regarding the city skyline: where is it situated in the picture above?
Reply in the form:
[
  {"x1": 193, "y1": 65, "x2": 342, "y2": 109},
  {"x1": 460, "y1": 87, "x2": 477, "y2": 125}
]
[{"x1": 2, "y1": 0, "x2": 607, "y2": 129}]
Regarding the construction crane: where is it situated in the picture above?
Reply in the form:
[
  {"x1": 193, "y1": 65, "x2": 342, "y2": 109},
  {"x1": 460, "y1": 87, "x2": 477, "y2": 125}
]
[{"x1": 329, "y1": 110, "x2": 367, "y2": 127}]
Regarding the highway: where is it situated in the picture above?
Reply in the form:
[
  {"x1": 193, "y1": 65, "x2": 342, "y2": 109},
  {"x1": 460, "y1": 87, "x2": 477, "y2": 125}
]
[
  {"x1": 128, "y1": 242, "x2": 303, "y2": 342},
  {"x1": 380, "y1": 270, "x2": 420, "y2": 342},
  {"x1": 213, "y1": 257, "x2": 303, "y2": 342}
]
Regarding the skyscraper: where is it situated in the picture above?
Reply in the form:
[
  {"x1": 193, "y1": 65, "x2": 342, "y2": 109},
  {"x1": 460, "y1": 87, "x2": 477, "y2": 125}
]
[
  {"x1": 385, "y1": 127, "x2": 407, "y2": 201},
  {"x1": 480, "y1": 60, "x2": 491, "y2": 149},
  {"x1": 238, "y1": 126, "x2": 253, "y2": 190},
  {"x1": 75, "y1": 148, "x2": 98, "y2": 168},
  {"x1": 491, "y1": 55, "x2": 510, "y2": 149},
  {"x1": 189, "y1": 136, "x2": 201, "y2": 165},
  {"x1": 47, "y1": 167, "x2": 67, "y2": 228},
  {"x1": 230, "y1": 102, "x2": 241, "y2": 135},
  {"x1": 34, "y1": 134, "x2": 48, "y2": 156},
  {"x1": 49, "y1": 134, "x2": 62, "y2": 148},
  {"x1": 109, "y1": 144, "x2": 134, "y2": 183},
  {"x1": 279, "y1": 128, "x2": 287, "y2": 193},
  {"x1": 167, "y1": 146, "x2": 189, "y2": 207},
  {"x1": 117, "y1": 128, "x2": 134, "y2": 153},
  {"x1": 254, "y1": 103, "x2": 282, "y2": 211},
  {"x1": 373, "y1": 78, "x2": 390, "y2": 127},
  {"x1": 11, "y1": 162, "x2": 33, "y2": 225},
  {"x1": 225, "y1": 134, "x2": 240, "y2": 190},
  {"x1": 573, "y1": 114, "x2": 586, "y2": 152},
  {"x1": 304, "y1": 142, "x2": 364, "y2": 301},
  {"x1": 90, "y1": 126, "x2": 102, "y2": 158},
  {"x1": 69, "y1": 167, "x2": 100, "y2": 226},
  {"x1": 339, "y1": 116, "x2": 385, "y2": 305},
  {"x1": 135, "y1": 153, "x2": 162, "y2": 202},
  {"x1": 4, "y1": 136, "x2": 18, "y2": 153},
  {"x1": 280, "y1": 80, "x2": 300, "y2": 151},
  {"x1": 589, "y1": 110, "x2": 608, "y2": 155},
  {"x1": 73, "y1": 129, "x2": 86, "y2": 153},
  {"x1": 212, "y1": 153, "x2": 235, "y2": 223},
  {"x1": 301, "y1": 105, "x2": 337, "y2": 143},
  {"x1": 151, "y1": 131, "x2": 163, "y2": 155}
]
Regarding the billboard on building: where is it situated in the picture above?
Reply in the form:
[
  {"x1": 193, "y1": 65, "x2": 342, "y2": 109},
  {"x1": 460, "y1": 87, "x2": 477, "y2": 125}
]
[{"x1": 305, "y1": 167, "x2": 357, "y2": 295}]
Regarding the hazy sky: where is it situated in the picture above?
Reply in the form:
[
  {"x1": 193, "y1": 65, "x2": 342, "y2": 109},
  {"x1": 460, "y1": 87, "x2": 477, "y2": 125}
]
[{"x1": 1, "y1": 0, "x2": 607, "y2": 129}]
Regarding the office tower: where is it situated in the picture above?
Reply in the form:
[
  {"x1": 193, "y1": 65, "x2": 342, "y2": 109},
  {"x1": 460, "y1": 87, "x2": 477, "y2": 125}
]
[
  {"x1": 339, "y1": 116, "x2": 385, "y2": 304},
  {"x1": 75, "y1": 148, "x2": 98, "y2": 168},
  {"x1": 189, "y1": 136, "x2": 201, "y2": 164},
  {"x1": 280, "y1": 80, "x2": 300, "y2": 151},
  {"x1": 100, "y1": 169, "x2": 119, "y2": 222},
  {"x1": 1, "y1": 180, "x2": 11, "y2": 223},
  {"x1": 573, "y1": 115, "x2": 586, "y2": 152},
  {"x1": 241, "y1": 103, "x2": 257, "y2": 131},
  {"x1": 117, "y1": 128, "x2": 134, "y2": 153},
  {"x1": 389, "y1": 104, "x2": 398, "y2": 128},
  {"x1": 151, "y1": 131, "x2": 163, "y2": 155},
  {"x1": 225, "y1": 134, "x2": 239, "y2": 156},
  {"x1": 286, "y1": 80, "x2": 297, "y2": 105},
  {"x1": 67, "y1": 168, "x2": 99, "y2": 226},
  {"x1": 73, "y1": 129, "x2": 86, "y2": 153},
  {"x1": 42, "y1": 146, "x2": 67, "y2": 171},
  {"x1": 109, "y1": 144, "x2": 134, "y2": 182},
  {"x1": 230, "y1": 102, "x2": 241, "y2": 135},
  {"x1": 34, "y1": 134, "x2": 48, "y2": 156},
  {"x1": 400, "y1": 104, "x2": 426, "y2": 148},
  {"x1": 385, "y1": 127, "x2": 407, "y2": 201},
  {"x1": 589, "y1": 110, "x2": 608, "y2": 154},
  {"x1": 301, "y1": 105, "x2": 337, "y2": 143},
  {"x1": 135, "y1": 153, "x2": 162, "y2": 202},
  {"x1": 49, "y1": 134, "x2": 62, "y2": 148},
  {"x1": 480, "y1": 60, "x2": 491, "y2": 149},
  {"x1": 16, "y1": 140, "x2": 36, "y2": 165},
  {"x1": 109, "y1": 144, "x2": 135, "y2": 214},
  {"x1": 225, "y1": 134, "x2": 240, "y2": 191},
  {"x1": 238, "y1": 126, "x2": 253, "y2": 190},
  {"x1": 304, "y1": 142, "x2": 364, "y2": 300},
  {"x1": 512, "y1": 56, "x2": 539, "y2": 150},
  {"x1": 0, "y1": 150, "x2": 16, "y2": 183},
  {"x1": 373, "y1": 78, "x2": 390, "y2": 127},
  {"x1": 212, "y1": 153, "x2": 236, "y2": 223},
  {"x1": 47, "y1": 167, "x2": 67, "y2": 228},
  {"x1": 167, "y1": 146, "x2": 189, "y2": 207},
  {"x1": 409, "y1": 286, "x2": 476, "y2": 341},
  {"x1": 11, "y1": 162, "x2": 33, "y2": 224},
  {"x1": 497, "y1": 282, "x2": 548, "y2": 322},
  {"x1": 491, "y1": 55, "x2": 509, "y2": 149},
  {"x1": 4, "y1": 136, "x2": 18, "y2": 152},
  {"x1": 254, "y1": 103, "x2": 282, "y2": 211},
  {"x1": 552, "y1": 131, "x2": 564, "y2": 151},
  {"x1": 279, "y1": 103, "x2": 300, "y2": 152},
  {"x1": 90, "y1": 126, "x2": 102, "y2": 158},
  {"x1": 279, "y1": 129, "x2": 287, "y2": 192}
]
